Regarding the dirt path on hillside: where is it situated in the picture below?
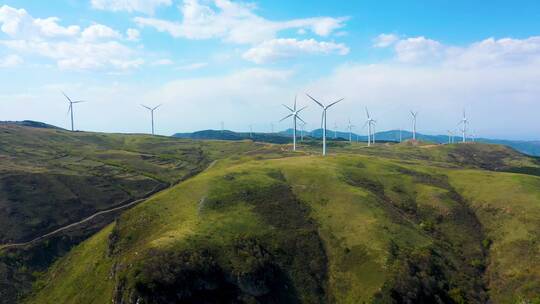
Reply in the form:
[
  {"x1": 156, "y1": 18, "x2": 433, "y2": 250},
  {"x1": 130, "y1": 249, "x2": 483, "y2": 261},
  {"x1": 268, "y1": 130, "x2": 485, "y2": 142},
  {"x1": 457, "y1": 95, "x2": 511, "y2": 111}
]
[{"x1": 0, "y1": 160, "x2": 219, "y2": 251}]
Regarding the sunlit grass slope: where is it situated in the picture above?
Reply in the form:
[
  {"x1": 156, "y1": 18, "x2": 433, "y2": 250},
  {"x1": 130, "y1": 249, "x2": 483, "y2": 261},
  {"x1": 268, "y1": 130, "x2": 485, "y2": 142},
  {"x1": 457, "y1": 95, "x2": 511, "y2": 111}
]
[{"x1": 26, "y1": 143, "x2": 540, "y2": 303}]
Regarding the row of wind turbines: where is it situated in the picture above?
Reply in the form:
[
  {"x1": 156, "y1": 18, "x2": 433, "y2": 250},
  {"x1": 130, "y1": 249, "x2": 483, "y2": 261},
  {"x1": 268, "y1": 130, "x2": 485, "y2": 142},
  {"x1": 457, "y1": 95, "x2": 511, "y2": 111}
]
[
  {"x1": 62, "y1": 91, "x2": 473, "y2": 157},
  {"x1": 280, "y1": 93, "x2": 473, "y2": 156}
]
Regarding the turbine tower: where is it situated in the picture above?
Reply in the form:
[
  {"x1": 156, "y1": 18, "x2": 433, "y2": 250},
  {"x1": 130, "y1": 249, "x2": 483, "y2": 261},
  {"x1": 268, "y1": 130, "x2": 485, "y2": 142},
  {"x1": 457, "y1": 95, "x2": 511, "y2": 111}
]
[
  {"x1": 410, "y1": 111, "x2": 418, "y2": 140},
  {"x1": 62, "y1": 91, "x2": 86, "y2": 131},
  {"x1": 447, "y1": 130, "x2": 454, "y2": 144},
  {"x1": 458, "y1": 110, "x2": 468, "y2": 143},
  {"x1": 141, "y1": 104, "x2": 161, "y2": 135},
  {"x1": 306, "y1": 93, "x2": 343, "y2": 156},
  {"x1": 280, "y1": 96, "x2": 307, "y2": 151},
  {"x1": 347, "y1": 118, "x2": 355, "y2": 143},
  {"x1": 363, "y1": 107, "x2": 376, "y2": 147},
  {"x1": 333, "y1": 122, "x2": 338, "y2": 139},
  {"x1": 300, "y1": 122, "x2": 306, "y2": 141}
]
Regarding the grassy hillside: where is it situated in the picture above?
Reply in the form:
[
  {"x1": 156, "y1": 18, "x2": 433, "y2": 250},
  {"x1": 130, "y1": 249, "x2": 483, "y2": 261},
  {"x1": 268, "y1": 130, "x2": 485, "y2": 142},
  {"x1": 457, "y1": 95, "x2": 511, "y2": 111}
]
[
  {"x1": 0, "y1": 123, "x2": 270, "y2": 303},
  {"x1": 24, "y1": 143, "x2": 540, "y2": 303}
]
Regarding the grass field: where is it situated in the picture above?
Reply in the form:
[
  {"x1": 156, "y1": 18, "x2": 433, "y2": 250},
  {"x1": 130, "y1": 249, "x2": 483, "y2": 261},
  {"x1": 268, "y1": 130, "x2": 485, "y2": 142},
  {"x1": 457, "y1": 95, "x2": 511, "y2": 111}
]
[{"x1": 23, "y1": 138, "x2": 540, "y2": 303}]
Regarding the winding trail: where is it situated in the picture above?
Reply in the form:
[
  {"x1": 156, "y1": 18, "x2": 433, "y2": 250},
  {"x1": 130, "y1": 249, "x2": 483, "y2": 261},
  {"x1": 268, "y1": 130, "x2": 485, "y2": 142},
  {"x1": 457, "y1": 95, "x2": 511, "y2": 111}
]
[{"x1": 0, "y1": 160, "x2": 219, "y2": 251}]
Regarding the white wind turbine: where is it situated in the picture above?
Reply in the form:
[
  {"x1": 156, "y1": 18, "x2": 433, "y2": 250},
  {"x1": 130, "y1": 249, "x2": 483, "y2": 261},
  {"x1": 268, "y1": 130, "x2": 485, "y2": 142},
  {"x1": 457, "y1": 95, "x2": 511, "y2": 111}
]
[
  {"x1": 447, "y1": 130, "x2": 454, "y2": 144},
  {"x1": 300, "y1": 122, "x2": 307, "y2": 141},
  {"x1": 458, "y1": 110, "x2": 468, "y2": 143},
  {"x1": 62, "y1": 91, "x2": 86, "y2": 131},
  {"x1": 333, "y1": 122, "x2": 338, "y2": 139},
  {"x1": 280, "y1": 96, "x2": 307, "y2": 151},
  {"x1": 347, "y1": 118, "x2": 355, "y2": 143},
  {"x1": 141, "y1": 104, "x2": 161, "y2": 135},
  {"x1": 363, "y1": 107, "x2": 376, "y2": 147},
  {"x1": 410, "y1": 111, "x2": 418, "y2": 140},
  {"x1": 306, "y1": 93, "x2": 343, "y2": 156}
]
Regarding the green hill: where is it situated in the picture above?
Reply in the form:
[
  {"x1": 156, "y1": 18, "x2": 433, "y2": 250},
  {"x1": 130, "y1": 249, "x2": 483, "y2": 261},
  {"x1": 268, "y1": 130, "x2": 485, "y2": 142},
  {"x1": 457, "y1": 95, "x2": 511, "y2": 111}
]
[
  {"x1": 0, "y1": 123, "x2": 271, "y2": 303},
  {"x1": 22, "y1": 141, "x2": 540, "y2": 303}
]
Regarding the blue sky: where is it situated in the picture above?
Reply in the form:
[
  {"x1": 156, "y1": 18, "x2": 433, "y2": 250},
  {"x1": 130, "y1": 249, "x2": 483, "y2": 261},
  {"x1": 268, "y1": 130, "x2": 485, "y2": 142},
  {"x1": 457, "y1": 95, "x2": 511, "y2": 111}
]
[{"x1": 1, "y1": 0, "x2": 540, "y2": 140}]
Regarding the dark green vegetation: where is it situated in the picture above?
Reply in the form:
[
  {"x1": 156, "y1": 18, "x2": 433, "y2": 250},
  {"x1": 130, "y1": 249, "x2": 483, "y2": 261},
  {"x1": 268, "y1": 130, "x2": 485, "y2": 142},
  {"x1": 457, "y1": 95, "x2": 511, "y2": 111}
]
[
  {"x1": 0, "y1": 123, "x2": 267, "y2": 303},
  {"x1": 16, "y1": 132, "x2": 539, "y2": 304}
]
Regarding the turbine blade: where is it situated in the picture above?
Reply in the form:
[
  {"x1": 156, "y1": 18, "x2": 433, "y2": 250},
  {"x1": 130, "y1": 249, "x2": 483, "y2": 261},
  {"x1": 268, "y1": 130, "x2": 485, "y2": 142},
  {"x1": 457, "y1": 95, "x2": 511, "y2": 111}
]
[
  {"x1": 327, "y1": 98, "x2": 343, "y2": 108},
  {"x1": 61, "y1": 91, "x2": 72, "y2": 103},
  {"x1": 66, "y1": 104, "x2": 72, "y2": 116},
  {"x1": 294, "y1": 95, "x2": 297, "y2": 111},
  {"x1": 297, "y1": 115, "x2": 306, "y2": 124},
  {"x1": 321, "y1": 111, "x2": 324, "y2": 129},
  {"x1": 280, "y1": 114, "x2": 293, "y2": 122},
  {"x1": 297, "y1": 105, "x2": 308, "y2": 113},
  {"x1": 306, "y1": 93, "x2": 324, "y2": 108},
  {"x1": 72, "y1": 100, "x2": 86, "y2": 104},
  {"x1": 365, "y1": 107, "x2": 370, "y2": 118},
  {"x1": 153, "y1": 104, "x2": 162, "y2": 111},
  {"x1": 141, "y1": 104, "x2": 152, "y2": 110},
  {"x1": 282, "y1": 104, "x2": 294, "y2": 112}
]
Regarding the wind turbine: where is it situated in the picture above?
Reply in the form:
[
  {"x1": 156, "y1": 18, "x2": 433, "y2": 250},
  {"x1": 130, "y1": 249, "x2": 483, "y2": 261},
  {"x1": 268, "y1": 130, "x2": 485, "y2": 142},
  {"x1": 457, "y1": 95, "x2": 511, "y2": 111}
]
[
  {"x1": 62, "y1": 91, "x2": 86, "y2": 131},
  {"x1": 458, "y1": 110, "x2": 468, "y2": 143},
  {"x1": 306, "y1": 93, "x2": 343, "y2": 156},
  {"x1": 333, "y1": 122, "x2": 338, "y2": 139},
  {"x1": 347, "y1": 118, "x2": 355, "y2": 143},
  {"x1": 280, "y1": 96, "x2": 307, "y2": 151},
  {"x1": 300, "y1": 122, "x2": 306, "y2": 141},
  {"x1": 249, "y1": 124, "x2": 253, "y2": 138},
  {"x1": 410, "y1": 111, "x2": 418, "y2": 140},
  {"x1": 363, "y1": 107, "x2": 376, "y2": 147},
  {"x1": 447, "y1": 130, "x2": 454, "y2": 144},
  {"x1": 141, "y1": 104, "x2": 161, "y2": 135}
]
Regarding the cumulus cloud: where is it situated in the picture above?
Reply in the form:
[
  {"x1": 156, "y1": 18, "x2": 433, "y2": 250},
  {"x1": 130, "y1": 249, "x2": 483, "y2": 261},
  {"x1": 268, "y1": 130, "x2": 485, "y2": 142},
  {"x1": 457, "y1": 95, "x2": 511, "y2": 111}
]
[
  {"x1": 91, "y1": 0, "x2": 172, "y2": 14},
  {"x1": 243, "y1": 38, "x2": 349, "y2": 64},
  {"x1": 0, "y1": 54, "x2": 23, "y2": 67},
  {"x1": 373, "y1": 33, "x2": 399, "y2": 48},
  {"x1": 0, "y1": 5, "x2": 80, "y2": 39},
  {"x1": 81, "y1": 23, "x2": 121, "y2": 41},
  {"x1": 394, "y1": 36, "x2": 443, "y2": 63},
  {"x1": 134, "y1": 0, "x2": 347, "y2": 44},
  {"x1": 378, "y1": 34, "x2": 540, "y2": 68},
  {"x1": 0, "y1": 5, "x2": 142, "y2": 70}
]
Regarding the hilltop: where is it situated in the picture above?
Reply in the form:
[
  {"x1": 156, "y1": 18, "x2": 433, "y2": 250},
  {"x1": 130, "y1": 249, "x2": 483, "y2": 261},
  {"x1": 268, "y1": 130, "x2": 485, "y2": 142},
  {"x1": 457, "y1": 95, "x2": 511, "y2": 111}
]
[
  {"x1": 17, "y1": 132, "x2": 540, "y2": 303},
  {"x1": 174, "y1": 128, "x2": 540, "y2": 156}
]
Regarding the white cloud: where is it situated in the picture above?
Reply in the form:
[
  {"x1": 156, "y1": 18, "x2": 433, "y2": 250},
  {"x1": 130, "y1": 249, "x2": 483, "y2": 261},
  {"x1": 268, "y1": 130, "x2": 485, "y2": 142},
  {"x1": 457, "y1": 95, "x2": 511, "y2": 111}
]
[
  {"x1": 176, "y1": 62, "x2": 207, "y2": 70},
  {"x1": 152, "y1": 58, "x2": 174, "y2": 65},
  {"x1": 0, "y1": 5, "x2": 80, "y2": 39},
  {"x1": 126, "y1": 28, "x2": 140, "y2": 41},
  {"x1": 91, "y1": 0, "x2": 172, "y2": 14},
  {"x1": 373, "y1": 33, "x2": 399, "y2": 48},
  {"x1": 0, "y1": 54, "x2": 22, "y2": 67},
  {"x1": 134, "y1": 0, "x2": 347, "y2": 44},
  {"x1": 81, "y1": 23, "x2": 121, "y2": 41},
  {"x1": 243, "y1": 38, "x2": 349, "y2": 64},
  {"x1": 382, "y1": 34, "x2": 540, "y2": 68},
  {"x1": 394, "y1": 36, "x2": 443, "y2": 63},
  {"x1": 0, "y1": 5, "x2": 142, "y2": 71}
]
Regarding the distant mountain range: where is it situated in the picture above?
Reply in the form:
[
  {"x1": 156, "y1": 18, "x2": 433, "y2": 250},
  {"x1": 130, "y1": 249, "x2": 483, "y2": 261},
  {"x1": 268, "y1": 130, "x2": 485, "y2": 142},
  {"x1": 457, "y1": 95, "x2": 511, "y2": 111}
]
[{"x1": 173, "y1": 128, "x2": 540, "y2": 156}]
